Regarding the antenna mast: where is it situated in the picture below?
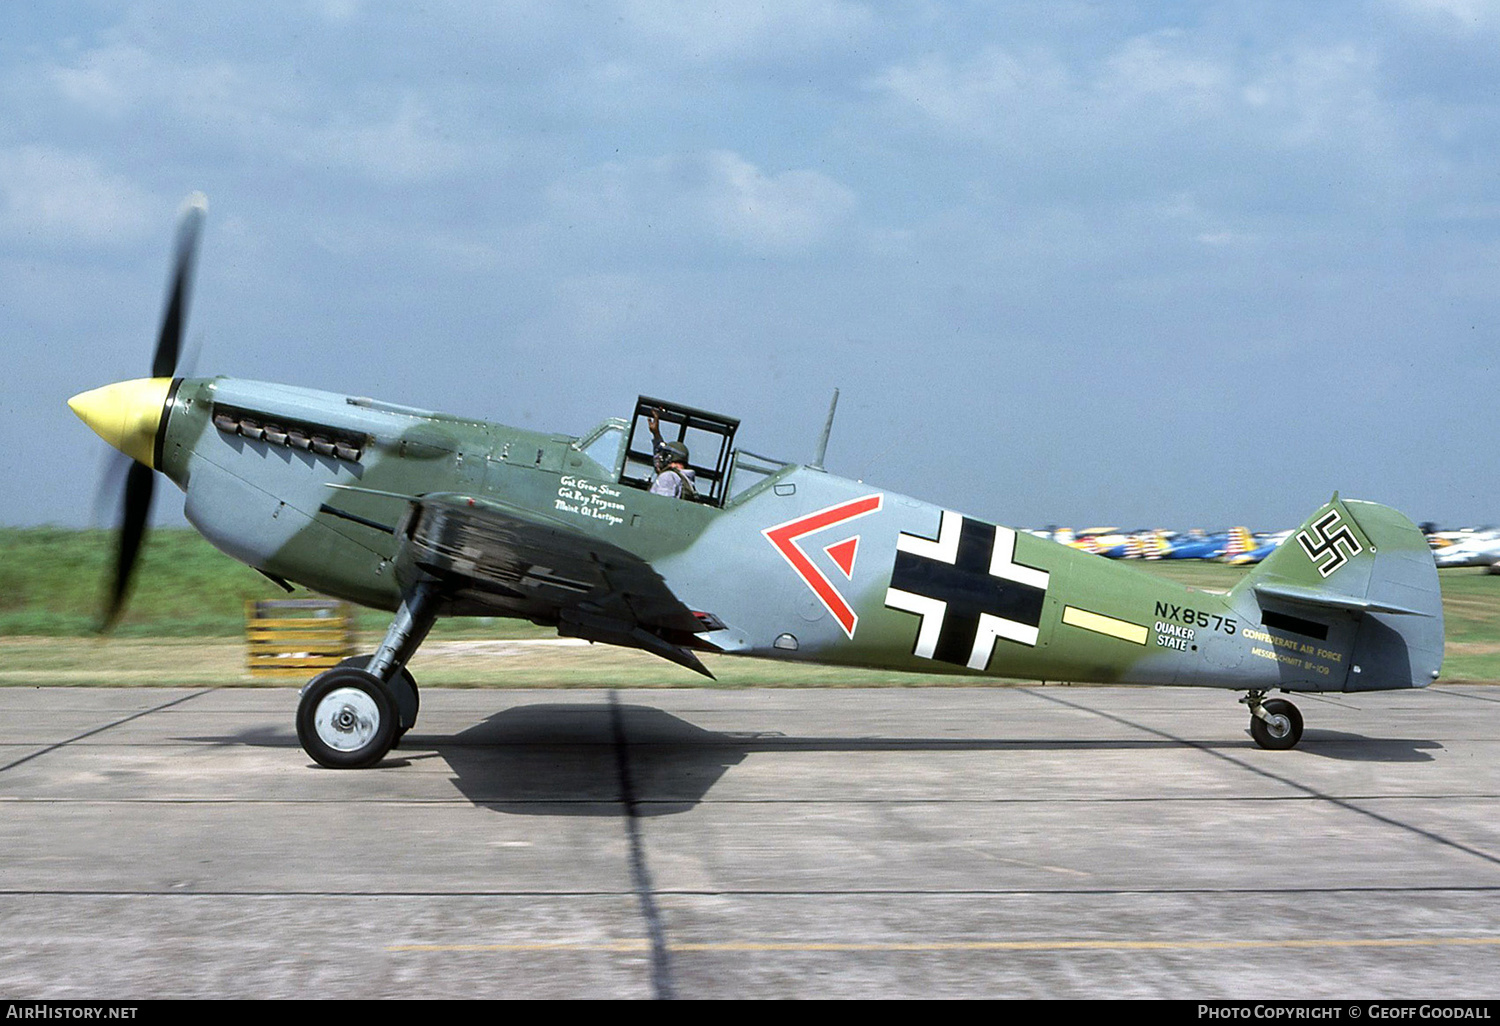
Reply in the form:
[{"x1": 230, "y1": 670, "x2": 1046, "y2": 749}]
[{"x1": 809, "y1": 388, "x2": 840, "y2": 471}]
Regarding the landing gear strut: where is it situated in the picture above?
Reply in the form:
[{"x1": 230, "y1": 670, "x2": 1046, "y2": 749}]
[
  {"x1": 1242, "y1": 690, "x2": 1303, "y2": 751},
  {"x1": 297, "y1": 580, "x2": 441, "y2": 768}
]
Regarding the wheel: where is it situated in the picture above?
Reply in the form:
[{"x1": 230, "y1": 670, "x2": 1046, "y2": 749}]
[
  {"x1": 336, "y1": 655, "x2": 419, "y2": 735},
  {"x1": 296, "y1": 667, "x2": 398, "y2": 769},
  {"x1": 1250, "y1": 697, "x2": 1304, "y2": 751}
]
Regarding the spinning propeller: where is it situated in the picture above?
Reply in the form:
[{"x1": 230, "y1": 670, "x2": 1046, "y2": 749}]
[{"x1": 69, "y1": 193, "x2": 207, "y2": 629}]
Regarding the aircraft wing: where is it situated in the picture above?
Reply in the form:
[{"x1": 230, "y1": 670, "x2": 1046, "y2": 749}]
[{"x1": 395, "y1": 491, "x2": 715, "y2": 676}]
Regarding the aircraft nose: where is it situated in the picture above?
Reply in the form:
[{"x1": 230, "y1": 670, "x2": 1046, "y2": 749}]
[{"x1": 68, "y1": 377, "x2": 174, "y2": 469}]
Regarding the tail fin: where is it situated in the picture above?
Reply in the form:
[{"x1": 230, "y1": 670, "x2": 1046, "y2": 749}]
[{"x1": 1229, "y1": 494, "x2": 1443, "y2": 690}]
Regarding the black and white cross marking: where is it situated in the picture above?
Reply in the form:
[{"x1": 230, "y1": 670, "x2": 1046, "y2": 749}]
[
  {"x1": 1296, "y1": 508, "x2": 1363, "y2": 578},
  {"x1": 884, "y1": 511, "x2": 1051, "y2": 671}
]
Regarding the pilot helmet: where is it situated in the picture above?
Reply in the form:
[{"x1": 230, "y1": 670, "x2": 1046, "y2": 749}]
[{"x1": 654, "y1": 440, "x2": 689, "y2": 470}]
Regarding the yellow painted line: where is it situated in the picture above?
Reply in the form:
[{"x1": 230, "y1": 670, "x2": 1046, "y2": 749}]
[
  {"x1": 1061, "y1": 606, "x2": 1149, "y2": 645},
  {"x1": 389, "y1": 937, "x2": 1500, "y2": 954},
  {"x1": 392, "y1": 941, "x2": 652, "y2": 953}
]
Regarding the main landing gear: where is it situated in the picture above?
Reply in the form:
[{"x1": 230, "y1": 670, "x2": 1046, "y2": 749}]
[
  {"x1": 1241, "y1": 690, "x2": 1304, "y2": 751},
  {"x1": 296, "y1": 581, "x2": 439, "y2": 769}
]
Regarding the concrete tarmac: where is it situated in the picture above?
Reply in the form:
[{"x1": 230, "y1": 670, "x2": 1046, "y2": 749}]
[{"x1": 1, "y1": 684, "x2": 1498, "y2": 1000}]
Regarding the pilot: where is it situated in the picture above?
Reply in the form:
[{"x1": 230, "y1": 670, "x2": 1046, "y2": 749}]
[{"x1": 648, "y1": 408, "x2": 697, "y2": 500}]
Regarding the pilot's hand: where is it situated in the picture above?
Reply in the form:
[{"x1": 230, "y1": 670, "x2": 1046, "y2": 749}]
[{"x1": 649, "y1": 408, "x2": 662, "y2": 437}]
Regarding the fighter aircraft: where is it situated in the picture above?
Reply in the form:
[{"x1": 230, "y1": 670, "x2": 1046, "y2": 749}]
[
  {"x1": 1226, "y1": 529, "x2": 1294, "y2": 566},
  {"x1": 1433, "y1": 530, "x2": 1500, "y2": 569},
  {"x1": 69, "y1": 196, "x2": 1445, "y2": 767},
  {"x1": 1147, "y1": 526, "x2": 1255, "y2": 561}
]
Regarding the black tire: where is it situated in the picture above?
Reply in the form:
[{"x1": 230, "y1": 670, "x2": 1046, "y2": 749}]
[
  {"x1": 337, "y1": 655, "x2": 419, "y2": 733},
  {"x1": 296, "y1": 667, "x2": 398, "y2": 769},
  {"x1": 1250, "y1": 698, "x2": 1303, "y2": 751}
]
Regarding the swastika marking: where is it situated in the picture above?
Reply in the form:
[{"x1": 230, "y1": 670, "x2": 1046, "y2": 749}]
[{"x1": 1296, "y1": 509, "x2": 1363, "y2": 578}]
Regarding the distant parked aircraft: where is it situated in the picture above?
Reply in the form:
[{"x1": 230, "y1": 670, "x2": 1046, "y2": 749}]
[{"x1": 1433, "y1": 530, "x2": 1500, "y2": 569}]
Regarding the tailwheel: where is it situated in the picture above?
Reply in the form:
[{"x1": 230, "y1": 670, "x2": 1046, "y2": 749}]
[
  {"x1": 1246, "y1": 694, "x2": 1304, "y2": 751},
  {"x1": 297, "y1": 667, "x2": 398, "y2": 769},
  {"x1": 337, "y1": 655, "x2": 419, "y2": 745}
]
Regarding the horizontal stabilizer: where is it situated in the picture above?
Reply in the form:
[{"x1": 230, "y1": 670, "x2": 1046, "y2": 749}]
[{"x1": 1251, "y1": 582, "x2": 1433, "y2": 617}]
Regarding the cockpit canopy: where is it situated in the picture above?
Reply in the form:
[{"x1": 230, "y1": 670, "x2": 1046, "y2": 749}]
[
  {"x1": 572, "y1": 396, "x2": 792, "y2": 509},
  {"x1": 620, "y1": 396, "x2": 738, "y2": 506}
]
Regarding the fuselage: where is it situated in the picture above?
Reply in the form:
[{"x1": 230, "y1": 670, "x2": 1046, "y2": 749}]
[
  {"x1": 62, "y1": 191, "x2": 1444, "y2": 764},
  {"x1": 74, "y1": 374, "x2": 1437, "y2": 693}
]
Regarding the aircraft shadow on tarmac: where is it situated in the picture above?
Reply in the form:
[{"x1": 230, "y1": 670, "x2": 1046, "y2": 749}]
[
  {"x1": 1285, "y1": 730, "x2": 1441, "y2": 764},
  {"x1": 190, "y1": 702, "x2": 1441, "y2": 815},
  {"x1": 393, "y1": 702, "x2": 1444, "y2": 814}
]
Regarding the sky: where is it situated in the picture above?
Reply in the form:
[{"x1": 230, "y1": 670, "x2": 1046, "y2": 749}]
[{"x1": 3, "y1": 0, "x2": 1497, "y2": 533}]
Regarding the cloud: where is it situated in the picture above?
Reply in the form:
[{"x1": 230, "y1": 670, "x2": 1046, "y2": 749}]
[
  {"x1": 1239, "y1": 42, "x2": 1388, "y2": 149},
  {"x1": 866, "y1": 29, "x2": 1411, "y2": 226},
  {"x1": 43, "y1": 40, "x2": 469, "y2": 185},
  {"x1": 48, "y1": 42, "x2": 275, "y2": 121},
  {"x1": 695, "y1": 151, "x2": 859, "y2": 252},
  {"x1": 548, "y1": 272, "x2": 670, "y2": 344},
  {"x1": 1389, "y1": 0, "x2": 1500, "y2": 33},
  {"x1": 1100, "y1": 31, "x2": 1233, "y2": 119},
  {"x1": 0, "y1": 146, "x2": 154, "y2": 246},
  {"x1": 869, "y1": 47, "x2": 1074, "y2": 141},
  {"x1": 615, "y1": 0, "x2": 873, "y2": 62},
  {"x1": 310, "y1": 0, "x2": 362, "y2": 24},
  {"x1": 871, "y1": 32, "x2": 1395, "y2": 155},
  {"x1": 292, "y1": 97, "x2": 469, "y2": 185},
  {"x1": 547, "y1": 150, "x2": 857, "y2": 256}
]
